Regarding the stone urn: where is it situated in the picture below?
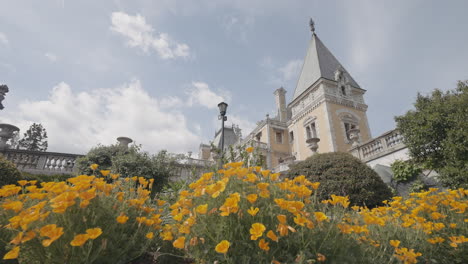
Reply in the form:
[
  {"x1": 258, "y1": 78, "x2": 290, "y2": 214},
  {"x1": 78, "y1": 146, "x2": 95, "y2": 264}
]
[
  {"x1": 117, "y1": 137, "x2": 133, "y2": 149},
  {"x1": 347, "y1": 128, "x2": 361, "y2": 146},
  {"x1": 0, "y1": 123, "x2": 19, "y2": 150},
  {"x1": 306, "y1": 137, "x2": 320, "y2": 154}
]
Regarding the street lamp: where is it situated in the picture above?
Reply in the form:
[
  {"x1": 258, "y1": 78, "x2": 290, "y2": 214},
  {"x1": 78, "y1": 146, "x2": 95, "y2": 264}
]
[{"x1": 217, "y1": 102, "x2": 228, "y2": 164}]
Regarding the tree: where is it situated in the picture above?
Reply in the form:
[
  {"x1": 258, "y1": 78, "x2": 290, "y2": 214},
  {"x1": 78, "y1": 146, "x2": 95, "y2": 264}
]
[
  {"x1": 288, "y1": 152, "x2": 392, "y2": 207},
  {"x1": 18, "y1": 123, "x2": 48, "y2": 151},
  {"x1": 395, "y1": 81, "x2": 468, "y2": 188},
  {"x1": 76, "y1": 144, "x2": 183, "y2": 194}
]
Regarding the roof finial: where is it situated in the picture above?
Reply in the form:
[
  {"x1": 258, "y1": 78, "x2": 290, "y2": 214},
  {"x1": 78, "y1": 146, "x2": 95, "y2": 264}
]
[{"x1": 309, "y1": 18, "x2": 315, "y2": 33}]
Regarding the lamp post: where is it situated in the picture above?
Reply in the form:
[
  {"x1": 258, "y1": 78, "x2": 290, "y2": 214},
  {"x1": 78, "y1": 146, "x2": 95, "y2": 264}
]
[{"x1": 217, "y1": 102, "x2": 228, "y2": 165}]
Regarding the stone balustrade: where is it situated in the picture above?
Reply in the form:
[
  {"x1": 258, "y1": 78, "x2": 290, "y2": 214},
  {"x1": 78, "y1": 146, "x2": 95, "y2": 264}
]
[
  {"x1": 1, "y1": 149, "x2": 83, "y2": 175},
  {"x1": 349, "y1": 129, "x2": 405, "y2": 163},
  {"x1": 1, "y1": 148, "x2": 215, "y2": 179},
  {"x1": 247, "y1": 140, "x2": 269, "y2": 150}
]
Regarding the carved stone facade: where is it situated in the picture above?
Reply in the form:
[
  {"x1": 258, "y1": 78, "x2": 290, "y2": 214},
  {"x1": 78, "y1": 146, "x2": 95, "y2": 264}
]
[{"x1": 200, "y1": 26, "x2": 374, "y2": 172}]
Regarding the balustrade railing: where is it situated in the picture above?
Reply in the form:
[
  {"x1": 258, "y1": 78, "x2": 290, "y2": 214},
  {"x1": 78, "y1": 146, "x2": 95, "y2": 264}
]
[
  {"x1": 349, "y1": 129, "x2": 406, "y2": 162},
  {"x1": 1, "y1": 149, "x2": 83, "y2": 175}
]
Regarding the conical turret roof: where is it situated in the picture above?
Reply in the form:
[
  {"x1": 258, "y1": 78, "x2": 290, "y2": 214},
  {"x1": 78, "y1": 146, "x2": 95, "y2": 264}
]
[{"x1": 292, "y1": 33, "x2": 361, "y2": 101}]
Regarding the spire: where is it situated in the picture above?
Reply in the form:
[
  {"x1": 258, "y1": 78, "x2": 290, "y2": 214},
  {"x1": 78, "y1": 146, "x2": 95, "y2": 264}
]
[
  {"x1": 291, "y1": 24, "x2": 361, "y2": 102},
  {"x1": 309, "y1": 18, "x2": 315, "y2": 34}
]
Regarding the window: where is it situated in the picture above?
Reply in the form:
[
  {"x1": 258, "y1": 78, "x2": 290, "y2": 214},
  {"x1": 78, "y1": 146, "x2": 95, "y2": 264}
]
[
  {"x1": 344, "y1": 122, "x2": 356, "y2": 140},
  {"x1": 255, "y1": 132, "x2": 262, "y2": 141},
  {"x1": 341, "y1": 85, "x2": 346, "y2": 95},
  {"x1": 275, "y1": 131, "x2": 283, "y2": 144},
  {"x1": 305, "y1": 122, "x2": 317, "y2": 139},
  {"x1": 289, "y1": 131, "x2": 294, "y2": 142}
]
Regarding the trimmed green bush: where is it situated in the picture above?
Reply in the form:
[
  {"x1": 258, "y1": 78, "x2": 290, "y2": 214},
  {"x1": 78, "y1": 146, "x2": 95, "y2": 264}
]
[
  {"x1": 76, "y1": 144, "x2": 182, "y2": 193},
  {"x1": 288, "y1": 152, "x2": 392, "y2": 207},
  {"x1": 0, "y1": 156, "x2": 21, "y2": 187}
]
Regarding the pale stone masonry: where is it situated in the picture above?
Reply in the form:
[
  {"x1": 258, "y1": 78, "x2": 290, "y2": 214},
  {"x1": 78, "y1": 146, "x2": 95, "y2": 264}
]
[{"x1": 200, "y1": 22, "x2": 373, "y2": 171}]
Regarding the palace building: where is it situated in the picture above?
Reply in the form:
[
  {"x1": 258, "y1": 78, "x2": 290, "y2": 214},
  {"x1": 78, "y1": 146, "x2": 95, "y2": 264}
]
[{"x1": 199, "y1": 20, "x2": 377, "y2": 171}]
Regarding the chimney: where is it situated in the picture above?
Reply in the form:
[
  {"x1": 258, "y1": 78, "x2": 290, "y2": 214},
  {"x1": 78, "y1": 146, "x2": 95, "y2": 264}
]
[{"x1": 274, "y1": 87, "x2": 287, "y2": 122}]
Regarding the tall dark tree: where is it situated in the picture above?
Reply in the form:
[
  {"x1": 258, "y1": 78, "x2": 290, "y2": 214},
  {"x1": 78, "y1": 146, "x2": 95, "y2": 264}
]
[
  {"x1": 18, "y1": 123, "x2": 48, "y2": 151},
  {"x1": 395, "y1": 81, "x2": 468, "y2": 188}
]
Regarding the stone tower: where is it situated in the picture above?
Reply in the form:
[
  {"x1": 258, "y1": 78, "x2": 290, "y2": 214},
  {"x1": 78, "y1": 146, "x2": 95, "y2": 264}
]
[{"x1": 286, "y1": 20, "x2": 372, "y2": 160}]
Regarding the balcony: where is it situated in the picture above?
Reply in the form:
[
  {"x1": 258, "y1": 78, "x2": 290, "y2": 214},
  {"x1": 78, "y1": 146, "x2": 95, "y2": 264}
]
[{"x1": 349, "y1": 129, "x2": 405, "y2": 163}]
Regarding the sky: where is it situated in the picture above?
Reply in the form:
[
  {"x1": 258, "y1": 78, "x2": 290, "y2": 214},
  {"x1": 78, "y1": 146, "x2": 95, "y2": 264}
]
[{"x1": 1, "y1": 0, "x2": 467, "y2": 155}]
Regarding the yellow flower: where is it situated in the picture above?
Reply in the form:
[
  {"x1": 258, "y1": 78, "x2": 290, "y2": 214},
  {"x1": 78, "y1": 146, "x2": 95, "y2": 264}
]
[
  {"x1": 146, "y1": 232, "x2": 154, "y2": 239},
  {"x1": 116, "y1": 214, "x2": 129, "y2": 224},
  {"x1": 3, "y1": 246, "x2": 19, "y2": 260},
  {"x1": 17, "y1": 180, "x2": 28, "y2": 186},
  {"x1": 161, "y1": 231, "x2": 173, "y2": 241},
  {"x1": 110, "y1": 173, "x2": 120, "y2": 180},
  {"x1": 277, "y1": 214, "x2": 287, "y2": 224},
  {"x1": 90, "y1": 164, "x2": 99, "y2": 170},
  {"x1": 100, "y1": 170, "x2": 110, "y2": 176},
  {"x1": 258, "y1": 239, "x2": 270, "y2": 251},
  {"x1": 427, "y1": 237, "x2": 445, "y2": 244},
  {"x1": 294, "y1": 214, "x2": 308, "y2": 226},
  {"x1": 196, "y1": 204, "x2": 208, "y2": 214},
  {"x1": 173, "y1": 236, "x2": 185, "y2": 249},
  {"x1": 246, "y1": 146, "x2": 254, "y2": 153},
  {"x1": 247, "y1": 194, "x2": 258, "y2": 204},
  {"x1": 310, "y1": 182, "x2": 320, "y2": 190},
  {"x1": 261, "y1": 170, "x2": 270, "y2": 178},
  {"x1": 266, "y1": 230, "x2": 278, "y2": 242},
  {"x1": 70, "y1": 234, "x2": 89, "y2": 246},
  {"x1": 2, "y1": 201, "x2": 23, "y2": 213},
  {"x1": 390, "y1": 240, "x2": 400, "y2": 248},
  {"x1": 247, "y1": 207, "x2": 260, "y2": 216},
  {"x1": 86, "y1": 228, "x2": 102, "y2": 239},
  {"x1": 250, "y1": 223, "x2": 266, "y2": 240},
  {"x1": 317, "y1": 253, "x2": 326, "y2": 262},
  {"x1": 215, "y1": 240, "x2": 230, "y2": 254},
  {"x1": 39, "y1": 224, "x2": 64, "y2": 247},
  {"x1": 314, "y1": 212, "x2": 328, "y2": 222}
]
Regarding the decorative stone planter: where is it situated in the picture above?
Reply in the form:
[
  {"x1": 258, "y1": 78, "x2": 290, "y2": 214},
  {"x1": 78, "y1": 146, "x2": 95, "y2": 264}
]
[
  {"x1": 117, "y1": 137, "x2": 133, "y2": 149},
  {"x1": 306, "y1": 137, "x2": 320, "y2": 154},
  {"x1": 347, "y1": 128, "x2": 361, "y2": 146},
  {"x1": 0, "y1": 123, "x2": 19, "y2": 149}
]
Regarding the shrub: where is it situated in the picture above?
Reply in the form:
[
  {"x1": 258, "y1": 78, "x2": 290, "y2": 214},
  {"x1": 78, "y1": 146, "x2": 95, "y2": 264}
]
[
  {"x1": 0, "y1": 156, "x2": 22, "y2": 187},
  {"x1": 76, "y1": 144, "x2": 181, "y2": 193},
  {"x1": 391, "y1": 160, "x2": 422, "y2": 183},
  {"x1": 0, "y1": 164, "x2": 165, "y2": 263},
  {"x1": 288, "y1": 152, "x2": 392, "y2": 207}
]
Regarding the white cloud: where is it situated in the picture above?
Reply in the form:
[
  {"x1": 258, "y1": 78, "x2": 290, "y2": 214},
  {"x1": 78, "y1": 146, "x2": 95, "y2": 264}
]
[
  {"x1": 110, "y1": 11, "x2": 190, "y2": 59},
  {"x1": 44, "y1": 52, "x2": 58, "y2": 62},
  {"x1": 260, "y1": 57, "x2": 302, "y2": 87},
  {"x1": 186, "y1": 81, "x2": 230, "y2": 109},
  {"x1": 279, "y1": 59, "x2": 302, "y2": 81},
  {"x1": 0, "y1": 32, "x2": 8, "y2": 45},
  {"x1": 1, "y1": 80, "x2": 202, "y2": 154},
  {"x1": 159, "y1": 96, "x2": 184, "y2": 108}
]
